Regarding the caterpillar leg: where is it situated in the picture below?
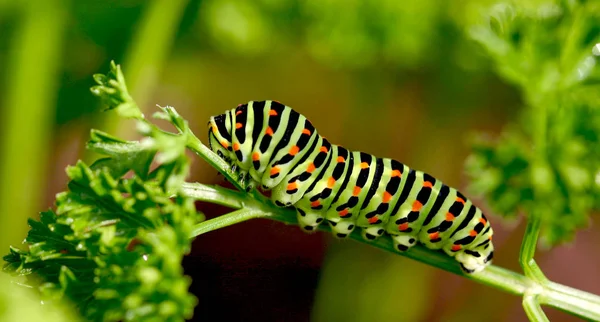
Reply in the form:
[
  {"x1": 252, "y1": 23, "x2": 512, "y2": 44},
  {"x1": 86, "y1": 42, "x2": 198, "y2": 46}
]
[
  {"x1": 390, "y1": 234, "x2": 418, "y2": 252},
  {"x1": 361, "y1": 226, "x2": 385, "y2": 241},
  {"x1": 296, "y1": 208, "x2": 324, "y2": 232},
  {"x1": 236, "y1": 170, "x2": 256, "y2": 192},
  {"x1": 327, "y1": 218, "x2": 356, "y2": 238}
]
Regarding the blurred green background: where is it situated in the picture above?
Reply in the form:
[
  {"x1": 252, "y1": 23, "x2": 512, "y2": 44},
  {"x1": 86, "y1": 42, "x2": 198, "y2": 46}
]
[{"x1": 1, "y1": 0, "x2": 599, "y2": 321}]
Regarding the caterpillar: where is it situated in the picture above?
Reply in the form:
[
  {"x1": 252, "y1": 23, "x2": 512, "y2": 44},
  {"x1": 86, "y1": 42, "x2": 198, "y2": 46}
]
[{"x1": 208, "y1": 100, "x2": 494, "y2": 273}]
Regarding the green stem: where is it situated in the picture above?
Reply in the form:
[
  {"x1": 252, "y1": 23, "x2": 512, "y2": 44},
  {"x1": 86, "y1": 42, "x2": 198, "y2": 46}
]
[
  {"x1": 546, "y1": 281, "x2": 600, "y2": 307},
  {"x1": 541, "y1": 283, "x2": 600, "y2": 321},
  {"x1": 519, "y1": 215, "x2": 548, "y2": 282},
  {"x1": 524, "y1": 294, "x2": 550, "y2": 322},
  {"x1": 180, "y1": 182, "x2": 244, "y2": 209},
  {"x1": 0, "y1": 0, "x2": 66, "y2": 251},
  {"x1": 191, "y1": 208, "x2": 269, "y2": 237}
]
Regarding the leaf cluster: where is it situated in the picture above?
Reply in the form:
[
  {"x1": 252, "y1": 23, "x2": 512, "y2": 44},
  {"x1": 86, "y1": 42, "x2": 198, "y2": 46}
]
[
  {"x1": 465, "y1": 0, "x2": 600, "y2": 246},
  {"x1": 3, "y1": 63, "x2": 202, "y2": 321}
]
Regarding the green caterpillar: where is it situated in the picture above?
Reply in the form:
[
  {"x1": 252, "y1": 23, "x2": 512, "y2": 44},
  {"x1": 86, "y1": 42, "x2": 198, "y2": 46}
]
[{"x1": 208, "y1": 100, "x2": 494, "y2": 273}]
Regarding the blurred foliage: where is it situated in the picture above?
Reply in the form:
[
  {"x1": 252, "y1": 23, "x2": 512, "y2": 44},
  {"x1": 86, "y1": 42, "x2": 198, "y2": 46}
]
[
  {"x1": 465, "y1": 0, "x2": 600, "y2": 247},
  {"x1": 0, "y1": 273, "x2": 80, "y2": 321},
  {"x1": 27, "y1": 0, "x2": 507, "y2": 124},
  {"x1": 301, "y1": 0, "x2": 441, "y2": 69},
  {"x1": 197, "y1": 0, "x2": 480, "y2": 70},
  {"x1": 0, "y1": 0, "x2": 66, "y2": 258}
]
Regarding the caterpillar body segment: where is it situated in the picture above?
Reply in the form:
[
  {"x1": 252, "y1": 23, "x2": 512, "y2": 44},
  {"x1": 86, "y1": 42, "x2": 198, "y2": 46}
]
[{"x1": 208, "y1": 101, "x2": 495, "y2": 274}]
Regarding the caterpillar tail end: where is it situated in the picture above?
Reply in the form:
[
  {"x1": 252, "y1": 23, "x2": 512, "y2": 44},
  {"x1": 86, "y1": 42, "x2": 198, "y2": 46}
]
[{"x1": 456, "y1": 249, "x2": 494, "y2": 274}]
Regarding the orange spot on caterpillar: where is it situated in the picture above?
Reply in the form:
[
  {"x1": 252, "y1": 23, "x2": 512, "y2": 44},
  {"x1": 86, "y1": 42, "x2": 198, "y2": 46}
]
[
  {"x1": 469, "y1": 230, "x2": 477, "y2": 237},
  {"x1": 289, "y1": 145, "x2": 300, "y2": 155},
  {"x1": 391, "y1": 170, "x2": 401, "y2": 177},
  {"x1": 287, "y1": 181, "x2": 298, "y2": 191},
  {"x1": 327, "y1": 177, "x2": 336, "y2": 188},
  {"x1": 398, "y1": 222, "x2": 409, "y2": 231},
  {"x1": 233, "y1": 143, "x2": 240, "y2": 151},
  {"x1": 360, "y1": 162, "x2": 369, "y2": 169},
  {"x1": 411, "y1": 201, "x2": 423, "y2": 212},
  {"x1": 339, "y1": 208, "x2": 349, "y2": 217},
  {"x1": 307, "y1": 163, "x2": 316, "y2": 173},
  {"x1": 489, "y1": 235, "x2": 493, "y2": 240},
  {"x1": 221, "y1": 141, "x2": 229, "y2": 148},
  {"x1": 451, "y1": 244, "x2": 462, "y2": 251},
  {"x1": 269, "y1": 109, "x2": 278, "y2": 116},
  {"x1": 423, "y1": 181, "x2": 433, "y2": 188},
  {"x1": 252, "y1": 152, "x2": 260, "y2": 161},
  {"x1": 319, "y1": 146, "x2": 328, "y2": 153},
  {"x1": 368, "y1": 216, "x2": 379, "y2": 224},
  {"x1": 212, "y1": 125, "x2": 217, "y2": 133},
  {"x1": 429, "y1": 231, "x2": 440, "y2": 240},
  {"x1": 456, "y1": 197, "x2": 465, "y2": 204},
  {"x1": 311, "y1": 200, "x2": 320, "y2": 207},
  {"x1": 270, "y1": 167, "x2": 280, "y2": 176},
  {"x1": 236, "y1": 123, "x2": 243, "y2": 129},
  {"x1": 479, "y1": 218, "x2": 487, "y2": 225},
  {"x1": 302, "y1": 128, "x2": 311, "y2": 135},
  {"x1": 265, "y1": 127, "x2": 274, "y2": 136},
  {"x1": 236, "y1": 110, "x2": 243, "y2": 115},
  {"x1": 353, "y1": 186, "x2": 361, "y2": 196},
  {"x1": 337, "y1": 156, "x2": 345, "y2": 162},
  {"x1": 382, "y1": 192, "x2": 392, "y2": 203},
  {"x1": 446, "y1": 212, "x2": 455, "y2": 221}
]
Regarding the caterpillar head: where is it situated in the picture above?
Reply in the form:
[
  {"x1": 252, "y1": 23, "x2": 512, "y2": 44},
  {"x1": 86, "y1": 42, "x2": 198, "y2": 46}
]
[{"x1": 208, "y1": 113, "x2": 234, "y2": 164}]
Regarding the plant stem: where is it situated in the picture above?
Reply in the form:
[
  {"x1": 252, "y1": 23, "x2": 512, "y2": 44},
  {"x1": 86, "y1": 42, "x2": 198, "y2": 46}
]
[
  {"x1": 519, "y1": 215, "x2": 548, "y2": 282},
  {"x1": 180, "y1": 182, "x2": 244, "y2": 209},
  {"x1": 191, "y1": 208, "x2": 268, "y2": 237},
  {"x1": 541, "y1": 283, "x2": 600, "y2": 321},
  {"x1": 546, "y1": 282, "x2": 600, "y2": 307},
  {"x1": 524, "y1": 294, "x2": 550, "y2": 322}
]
